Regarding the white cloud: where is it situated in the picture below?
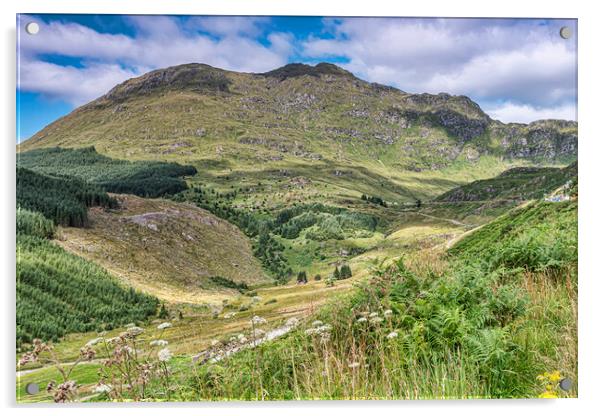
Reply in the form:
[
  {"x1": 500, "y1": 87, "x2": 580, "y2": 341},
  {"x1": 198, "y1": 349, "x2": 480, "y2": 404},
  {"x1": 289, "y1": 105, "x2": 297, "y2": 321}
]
[
  {"x1": 17, "y1": 15, "x2": 290, "y2": 104},
  {"x1": 18, "y1": 58, "x2": 141, "y2": 105},
  {"x1": 484, "y1": 102, "x2": 577, "y2": 124},
  {"x1": 302, "y1": 17, "x2": 577, "y2": 121}
]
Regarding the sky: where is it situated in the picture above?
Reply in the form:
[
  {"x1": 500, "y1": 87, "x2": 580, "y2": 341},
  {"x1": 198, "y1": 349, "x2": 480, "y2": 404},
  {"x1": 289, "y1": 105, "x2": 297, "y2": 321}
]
[{"x1": 17, "y1": 14, "x2": 577, "y2": 141}]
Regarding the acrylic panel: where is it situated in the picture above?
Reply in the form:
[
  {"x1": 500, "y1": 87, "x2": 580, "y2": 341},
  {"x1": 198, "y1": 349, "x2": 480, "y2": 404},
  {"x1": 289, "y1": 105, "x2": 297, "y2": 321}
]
[{"x1": 16, "y1": 14, "x2": 578, "y2": 403}]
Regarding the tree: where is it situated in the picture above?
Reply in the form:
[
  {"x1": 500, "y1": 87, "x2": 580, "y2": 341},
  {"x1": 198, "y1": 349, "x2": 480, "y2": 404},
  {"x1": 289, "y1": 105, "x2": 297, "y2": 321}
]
[
  {"x1": 340, "y1": 264, "x2": 352, "y2": 279},
  {"x1": 158, "y1": 303, "x2": 168, "y2": 319},
  {"x1": 297, "y1": 271, "x2": 308, "y2": 284}
]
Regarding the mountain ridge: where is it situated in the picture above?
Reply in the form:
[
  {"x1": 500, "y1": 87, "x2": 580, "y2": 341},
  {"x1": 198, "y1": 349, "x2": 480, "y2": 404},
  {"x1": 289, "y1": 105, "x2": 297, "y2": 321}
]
[{"x1": 19, "y1": 62, "x2": 577, "y2": 204}]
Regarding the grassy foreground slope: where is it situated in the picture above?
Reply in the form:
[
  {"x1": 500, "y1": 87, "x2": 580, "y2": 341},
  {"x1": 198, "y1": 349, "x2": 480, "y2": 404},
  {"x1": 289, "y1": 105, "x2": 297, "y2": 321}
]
[
  {"x1": 164, "y1": 198, "x2": 577, "y2": 400},
  {"x1": 57, "y1": 194, "x2": 269, "y2": 304}
]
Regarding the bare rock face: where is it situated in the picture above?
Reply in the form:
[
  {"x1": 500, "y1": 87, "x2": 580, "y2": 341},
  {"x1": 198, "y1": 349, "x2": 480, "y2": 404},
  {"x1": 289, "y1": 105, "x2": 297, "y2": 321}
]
[{"x1": 494, "y1": 120, "x2": 578, "y2": 160}]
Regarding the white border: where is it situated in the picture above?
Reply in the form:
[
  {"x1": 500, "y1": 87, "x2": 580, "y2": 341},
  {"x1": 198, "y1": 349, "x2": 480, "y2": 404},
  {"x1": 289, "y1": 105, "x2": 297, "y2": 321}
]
[{"x1": 2, "y1": 1, "x2": 600, "y2": 415}]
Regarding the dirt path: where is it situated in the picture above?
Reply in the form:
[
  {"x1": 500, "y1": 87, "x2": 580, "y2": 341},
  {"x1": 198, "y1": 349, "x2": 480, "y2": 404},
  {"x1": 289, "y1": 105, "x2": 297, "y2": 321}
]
[{"x1": 192, "y1": 318, "x2": 299, "y2": 364}]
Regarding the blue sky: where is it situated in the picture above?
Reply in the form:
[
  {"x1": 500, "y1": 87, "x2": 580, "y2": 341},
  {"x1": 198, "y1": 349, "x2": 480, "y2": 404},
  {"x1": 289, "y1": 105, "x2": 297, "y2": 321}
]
[{"x1": 17, "y1": 15, "x2": 577, "y2": 141}]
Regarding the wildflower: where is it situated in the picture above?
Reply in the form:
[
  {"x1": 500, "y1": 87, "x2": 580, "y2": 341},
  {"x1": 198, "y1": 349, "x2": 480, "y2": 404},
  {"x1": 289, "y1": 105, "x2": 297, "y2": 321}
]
[
  {"x1": 370, "y1": 317, "x2": 384, "y2": 324},
  {"x1": 356, "y1": 317, "x2": 368, "y2": 323},
  {"x1": 539, "y1": 390, "x2": 559, "y2": 398},
  {"x1": 305, "y1": 328, "x2": 318, "y2": 335},
  {"x1": 149, "y1": 340, "x2": 168, "y2": 347},
  {"x1": 52, "y1": 380, "x2": 77, "y2": 403},
  {"x1": 359, "y1": 311, "x2": 369, "y2": 317},
  {"x1": 384, "y1": 309, "x2": 393, "y2": 317},
  {"x1": 386, "y1": 331, "x2": 399, "y2": 339},
  {"x1": 318, "y1": 324, "x2": 332, "y2": 332},
  {"x1": 369, "y1": 312, "x2": 379, "y2": 318},
  {"x1": 158, "y1": 347, "x2": 172, "y2": 362},
  {"x1": 223, "y1": 312, "x2": 237, "y2": 319},
  {"x1": 86, "y1": 337, "x2": 103, "y2": 347},
  {"x1": 122, "y1": 345, "x2": 135, "y2": 355},
  {"x1": 157, "y1": 322, "x2": 172, "y2": 330},
  {"x1": 251, "y1": 316, "x2": 267, "y2": 326},
  {"x1": 126, "y1": 326, "x2": 144, "y2": 336},
  {"x1": 285, "y1": 317, "x2": 300, "y2": 327},
  {"x1": 348, "y1": 362, "x2": 360, "y2": 369},
  {"x1": 312, "y1": 320, "x2": 324, "y2": 327},
  {"x1": 18, "y1": 352, "x2": 36, "y2": 366},
  {"x1": 80, "y1": 345, "x2": 96, "y2": 361},
  {"x1": 93, "y1": 383, "x2": 112, "y2": 394},
  {"x1": 46, "y1": 380, "x2": 55, "y2": 393}
]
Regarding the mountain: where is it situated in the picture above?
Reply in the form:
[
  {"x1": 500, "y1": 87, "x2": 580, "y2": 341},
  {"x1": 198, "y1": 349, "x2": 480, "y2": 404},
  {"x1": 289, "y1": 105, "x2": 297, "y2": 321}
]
[{"x1": 18, "y1": 63, "x2": 577, "y2": 204}]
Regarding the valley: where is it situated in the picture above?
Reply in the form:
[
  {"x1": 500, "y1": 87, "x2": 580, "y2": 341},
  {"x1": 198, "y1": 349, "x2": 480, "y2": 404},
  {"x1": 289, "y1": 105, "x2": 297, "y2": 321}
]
[{"x1": 16, "y1": 62, "x2": 578, "y2": 402}]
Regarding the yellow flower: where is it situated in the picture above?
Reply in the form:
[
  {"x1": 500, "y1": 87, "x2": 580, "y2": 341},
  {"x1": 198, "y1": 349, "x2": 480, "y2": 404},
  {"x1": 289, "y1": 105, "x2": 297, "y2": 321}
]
[
  {"x1": 539, "y1": 390, "x2": 558, "y2": 399},
  {"x1": 548, "y1": 371, "x2": 562, "y2": 383}
]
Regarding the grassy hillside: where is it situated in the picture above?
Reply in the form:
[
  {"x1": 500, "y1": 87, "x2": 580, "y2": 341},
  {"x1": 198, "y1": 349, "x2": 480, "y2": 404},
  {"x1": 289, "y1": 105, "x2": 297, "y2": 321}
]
[
  {"x1": 436, "y1": 162, "x2": 577, "y2": 203},
  {"x1": 18, "y1": 147, "x2": 197, "y2": 197},
  {"x1": 449, "y1": 200, "x2": 577, "y2": 271},
  {"x1": 17, "y1": 221, "x2": 158, "y2": 347},
  {"x1": 56, "y1": 194, "x2": 269, "y2": 304}
]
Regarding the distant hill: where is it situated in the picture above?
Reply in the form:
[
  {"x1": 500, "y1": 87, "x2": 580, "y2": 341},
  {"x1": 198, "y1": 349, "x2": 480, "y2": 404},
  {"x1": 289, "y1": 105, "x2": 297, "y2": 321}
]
[
  {"x1": 435, "y1": 162, "x2": 577, "y2": 203},
  {"x1": 57, "y1": 194, "x2": 270, "y2": 304},
  {"x1": 18, "y1": 62, "x2": 577, "y2": 204}
]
